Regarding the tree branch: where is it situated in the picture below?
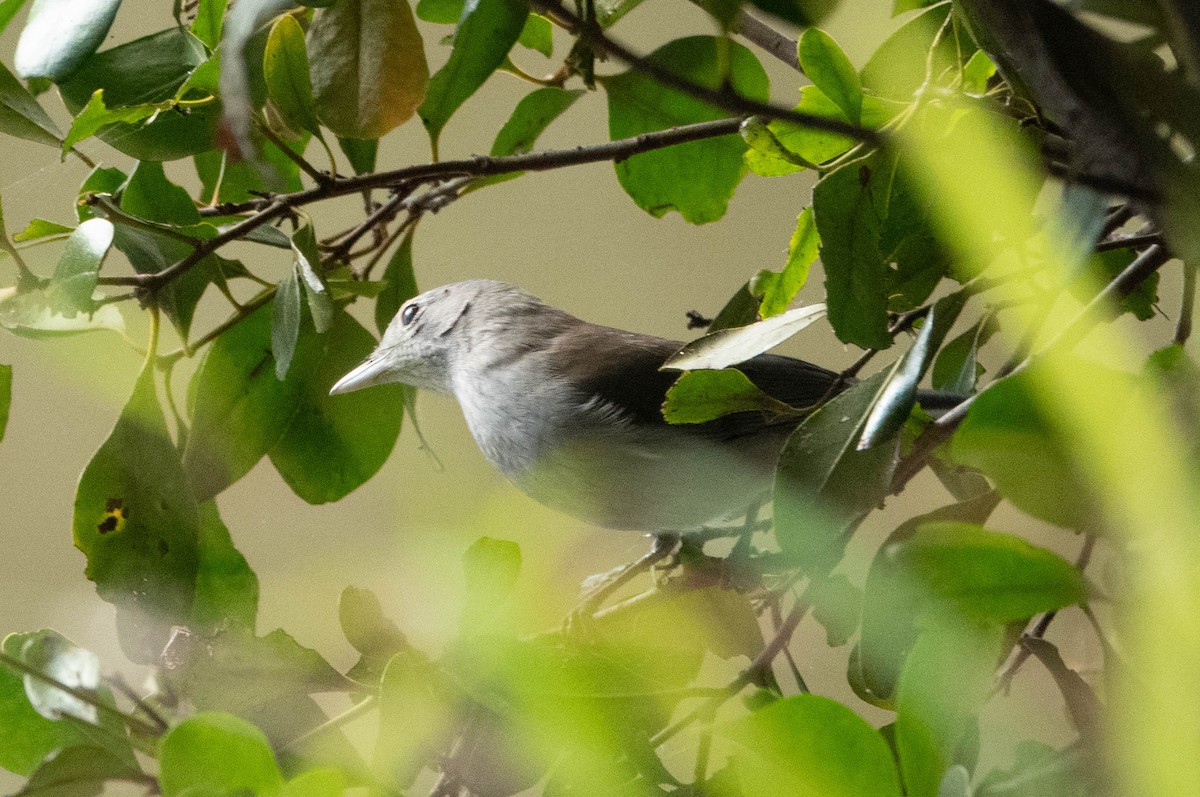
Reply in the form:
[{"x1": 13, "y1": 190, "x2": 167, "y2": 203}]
[
  {"x1": 98, "y1": 118, "x2": 750, "y2": 292},
  {"x1": 530, "y1": 0, "x2": 878, "y2": 144}
]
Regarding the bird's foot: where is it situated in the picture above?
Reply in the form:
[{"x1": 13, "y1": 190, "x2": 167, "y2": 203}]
[{"x1": 564, "y1": 532, "x2": 680, "y2": 635}]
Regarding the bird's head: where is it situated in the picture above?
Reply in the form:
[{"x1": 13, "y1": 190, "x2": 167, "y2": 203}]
[{"x1": 329, "y1": 279, "x2": 548, "y2": 396}]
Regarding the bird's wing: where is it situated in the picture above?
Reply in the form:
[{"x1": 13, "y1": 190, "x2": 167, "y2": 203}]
[{"x1": 548, "y1": 323, "x2": 844, "y2": 440}]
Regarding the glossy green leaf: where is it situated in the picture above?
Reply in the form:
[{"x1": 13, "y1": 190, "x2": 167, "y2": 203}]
[
  {"x1": 746, "y1": 0, "x2": 836, "y2": 28},
  {"x1": 45, "y1": 217, "x2": 113, "y2": 316},
  {"x1": 14, "y1": 0, "x2": 121, "y2": 80},
  {"x1": 857, "y1": 521, "x2": 1086, "y2": 703},
  {"x1": 375, "y1": 227, "x2": 418, "y2": 334},
  {"x1": 416, "y1": 0, "x2": 461, "y2": 22},
  {"x1": 897, "y1": 625, "x2": 1004, "y2": 797},
  {"x1": 159, "y1": 712, "x2": 283, "y2": 797},
  {"x1": 976, "y1": 741, "x2": 1090, "y2": 797},
  {"x1": 191, "y1": 501, "x2": 259, "y2": 635},
  {"x1": 756, "y1": 207, "x2": 818, "y2": 318},
  {"x1": 280, "y1": 768, "x2": 345, "y2": 797},
  {"x1": 932, "y1": 314, "x2": 997, "y2": 394},
  {"x1": 605, "y1": 36, "x2": 768, "y2": 224},
  {"x1": 419, "y1": 0, "x2": 529, "y2": 151},
  {"x1": 0, "y1": 59, "x2": 60, "y2": 147},
  {"x1": 0, "y1": 288, "x2": 124, "y2": 338},
  {"x1": 468, "y1": 86, "x2": 582, "y2": 191},
  {"x1": 813, "y1": 152, "x2": 894, "y2": 349},
  {"x1": 517, "y1": 12, "x2": 552, "y2": 56},
  {"x1": 798, "y1": 28, "x2": 862, "y2": 123},
  {"x1": 774, "y1": 370, "x2": 896, "y2": 573},
  {"x1": 290, "y1": 222, "x2": 333, "y2": 333},
  {"x1": 264, "y1": 14, "x2": 322, "y2": 138},
  {"x1": 309, "y1": 0, "x2": 430, "y2": 139},
  {"x1": 57, "y1": 28, "x2": 219, "y2": 161},
  {"x1": 709, "y1": 282, "x2": 761, "y2": 331},
  {"x1": 808, "y1": 573, "x2": 863, "y2": 647},
  {"x1": 13, "y1": 219, "x2": 73, "y2": 242},
  {"x1": 962, "y1": 49, "x2": 996, "y2": 95},
  {"x1": 663, "y1": 369, "x2": 798, "y2": 424},
  {"x1": 664, "y1": 303, "x2": 826, "y2": 371},
  {"x1": 745, "y1": 86, "x2": 899, "y2": 176},
  {"x1": 0, "y1": 363, "x2": 9, "y2": 444},
  {"x1": 17, "y1": 631, "x2": 100, "y2": 723},
  {"x1": 951, "y1": 361, "x2": 1126, "y2": 527},
  {"x1": 190, "y1": 0, "x2": 227, "y2": 50},
  {"x1": 722, "y1": 694, "x2": 902, "y2": 796},
  {"x1": 337, "y1": 136, "x2": 377, "y2": 175},
  {"x1": 194, "y1": 140, "x2": 303, "y2": 205},
  {"x1": 272, "y1": 268, "x2": 303, "y2": 380},
  {"x1": 862, "y1": 4, "x2": 969, "y2": 100},
  {"x1": 121, "y1": 160, "x2": 202, "y2": 226},
  {"x1": 75, "y1": 166, "x2": 125, "y2": 221},
  {"x1": 859, "y1": 292, "x2": 965, "y2": 449},
  {"x1": 15, "y1": 745, "x2": 144, "y2": 797},
  {"x1": 61, "y1": 90, "x2": 158, "y2": 158},
  {"x1": 183, "y1": 305, "x2": 310, "y2": 501},
  {"x1": 73, "y1": 364, "x2": 200, "y2": 663},
  {"x1": 340, "y1": 585, "x2": 411, "y2": 680},
  {"x1": 270, "y1": 310, "x2": 406, "y2": 503}
]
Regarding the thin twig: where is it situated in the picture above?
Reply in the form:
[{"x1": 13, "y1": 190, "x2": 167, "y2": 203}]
[
  {"x1": 1177, "y1": 260, "x2": 1196, "y2": 345},
  {"x1": 323, "y1": 191, "x2": 408, "y2": 269},
  {"x1": 1095, "y1": 232, "x2": 1162, "y2": 252},
  {"x1": 86, "y1": 193, "x2": 206, "y2": 246},
  {"x1": 258, "y1": 123, "x2": 332, "y2": 186},
  {"x1": 530, "y1": 0, "x2": 879, "y2": 144},
  {"x1": 282, "y1": 695, "x2": 379, "y2": 752}
]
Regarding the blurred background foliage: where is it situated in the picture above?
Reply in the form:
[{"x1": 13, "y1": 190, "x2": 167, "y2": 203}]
[{"x1": 0, "y1": 0, "x2": 1197, "y2": 794}]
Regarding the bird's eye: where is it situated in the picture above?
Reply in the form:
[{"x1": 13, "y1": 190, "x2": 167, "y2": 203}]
[{"x1": 401, "y1": 303, "x2": 420, "y2": 326}]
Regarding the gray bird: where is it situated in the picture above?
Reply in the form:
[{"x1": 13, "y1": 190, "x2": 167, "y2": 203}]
[{"x1": 330, "y1": 280, "x2": 931, "y2": 532}]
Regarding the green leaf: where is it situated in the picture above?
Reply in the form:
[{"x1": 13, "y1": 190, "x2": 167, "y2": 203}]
[
  {"x1": 813, "y1": 152, "x2": 894, "y2": 349},
  {"x1": 977, "y1": 741, "x2": 1090, "y2": 797},
  {"x1": 663, "y1": 369, "x2": 798, "y2": 424},
  {"x1": 932, "y1": 314, "x2": 997, "y2": 394},
  {"x1": 14, "y1": 0, "x2": 121, "y2": 80},
  {"x1": 961, "y1": 49, "x2": 996, "y2": 95},
  {"x1": 863, "y1": 4, "x2": 969, "y2": 100},
  {"x1": 798, "y1": 28, "x2": 862, "y2": 123},
  {"x1": 416, "y1": 0, "x2": 462, "y2": 22},
  {"x1": 159, "y1": 713, "x2": 284, "y2": 797},
  {"x1": 857, "y1": 521, "x2": 1087, "y2": 704},
  {"x1": 0, "y1": 288, "x2": 124, "y2": 338},
  {"x1": 0, "y1": 636, "x2": 88, "y2": 775},
  {"x1": 375, "y1": 227, "x2": 418, "y2": 334},
  {"x1": 191, "y1": 501, "x2": 259, "y2": 635},
  {"x1": 46, "y1": 217, "x2": 113, "y2": 316},
  {"x1": 73, "y1": 364, "x2": 200, "y2": 663},
  {"x1": 721, "y1": 694, "x2": 902, "y2": 796},
  {"x1": 774, "y1": 370, "x2": 897, "y2": 573},
  {"x1": 375, "y1": 650, "x2": 455, "y2": 788},
  {"x1": 61, "y1": 90, "x2": 158, "y2": 158},
  {"x1": 595, "y1": 583, "x2": 765, "y2": 661},
  {"x1": 290, "y1": 221, "x2": 333, "y2": 333},
  {"x1": 756, "y1": 207, "x2": 818, "y2": 317},
  {"x1": 75, "y1": 166, "x2": 125, "y2": 221},
  {"x1": 1075, "y1": 249, "x2": 1159, "y2": 320},
  {"x1": 264, "y1": 14, "x2": 322, "y2": 138},
  {"x1": 897, "y1": 625, "x2": 1004, "y2": 797},
  {"x1": 272, "y1": 268, "x2": 303, "y2": 380},
  {"x1": 13, "y1": 219, "x2": 73, "y2": 242},
  {"x1": 419, "y1": 0, "x2": 530, "y2": 151},
  {"x1": 859, "y1": 292, "x2": 965, "y2": 449},
  {"x1": 190, "y1": 0, "x2": 227, "y2": 50},
  {"x1": 951, "y1": 361, "x2": 1125, "y2": 527},
  {"x1": 195, "y1": 140, "x2": 303, "y2": 205},
  {"x1": 461, "y1": 536, "x2": 522, "y2": 635},
  {"x1": 605, "y1": 36, "x2": 768, "y2": 224},
  {"x1": 280, "y1": 769, "x2": 345, "y2": 797},
  {"x1": 0, "y1": 0, "x2": 30, "y2": 36},
  {"x1": 746, "y1": 0, "x2": 836, "y2": 28},
  {"x1": 740, "y1": 115, "x2": 819, "y2": 169},
  {"x1": 57, "y1": 28, "x2": 219, "y2": 161},
  {"x1": 15, "y1": 745, "x2": 144, "y2": 797},
  {"x1": 490, "y1": 86, "x2": 582, "y2": 158},
  {"x1": 0, "y1": 363, "x2": 9, "y2": 444},
  {"x1": 745, "y1": 87, "x2": 899, "y2": 177},
  {"x1": 121, "y1": 160, "x2": 202, "y2": 226},
  {"x1": 708, "y1": 282, "x2": 761, "y2": 331},
  {"x1": 808, "y1": 573, "x2": 863, "y2": 647},
  {"x1": 309, "y1": 0, "x2": 430, "y2": 139},
  {"x1": 517, "y1": 12, "x2": 552, "y2": 56},
  {"x1": 664, "y1": 303, "x2": 826, "y2": 371},
  {"x1": 337, "y1": 136, "x2": 377, "y2": 174},
  {"x1": 17, "y1": 631, "x2": 100, "y2": 723},
  {"x1": 0, "y1": 59, "x2": 61, "y2": 147},
  {"x1": 340, "y1": 586, "x2": 411, "y2": 684},
  {"x1": 270, "y1": 310, "x2": 406, "y2": 503},
  {"x1": 183, "y1": 305, "x2": 310, "y2": 501}
]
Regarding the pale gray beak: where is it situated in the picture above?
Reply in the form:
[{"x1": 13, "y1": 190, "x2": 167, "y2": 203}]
[{"x1": 329, "y1": 354, "x2": 391, "y2": 395}]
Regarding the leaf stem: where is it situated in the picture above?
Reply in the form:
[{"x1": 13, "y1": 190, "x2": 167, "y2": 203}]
[{"x1": 85, "y1": 193, "x2": 206, "y2": 247}]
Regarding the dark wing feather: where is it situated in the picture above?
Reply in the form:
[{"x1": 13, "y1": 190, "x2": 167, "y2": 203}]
[{"x1": 548, "y1": 322, "x2": 844, "y2": 440}]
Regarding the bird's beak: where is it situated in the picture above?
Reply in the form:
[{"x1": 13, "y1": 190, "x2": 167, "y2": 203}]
[{"x1": 329, "y1": 354, "x2": 391, "y2": 395}]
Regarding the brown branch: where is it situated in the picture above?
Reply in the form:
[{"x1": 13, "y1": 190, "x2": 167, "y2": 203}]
[
  {"x1": 1178, "y1": 260, "x2": 1197, "y2": 345},
  {"x1": 101, "y1": 118, "x2": 749, "y2": 292},
  {"x1": 530, "y1": 0, "x2": 879, "y2": 145}
]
